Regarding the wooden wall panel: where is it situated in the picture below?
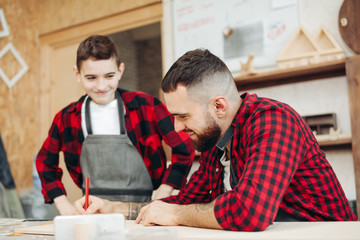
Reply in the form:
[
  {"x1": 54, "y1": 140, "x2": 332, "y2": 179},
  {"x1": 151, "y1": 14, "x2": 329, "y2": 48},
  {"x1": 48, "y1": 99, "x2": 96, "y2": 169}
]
[
  {"x1": 33, "y1": 0, "x2": 161, "y2": 35},
  {"x1": 39, "y1": 3, "x2": 162, "y2": 48},
  {"x1": 346, "y1": 55, "x2": 360, "y2": 218},
  {"x1": 0, "y1": 0, "x2": 40, "y2": 191}
]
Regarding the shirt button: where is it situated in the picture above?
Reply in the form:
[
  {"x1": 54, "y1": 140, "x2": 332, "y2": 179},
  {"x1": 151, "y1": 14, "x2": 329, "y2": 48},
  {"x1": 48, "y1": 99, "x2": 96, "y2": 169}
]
[
  {"x1": 216, "y1": 168, "x2": 219, "y2": 173},
  {"x1": 209, "y1": 190, "x2": 212, "y2": 194}
]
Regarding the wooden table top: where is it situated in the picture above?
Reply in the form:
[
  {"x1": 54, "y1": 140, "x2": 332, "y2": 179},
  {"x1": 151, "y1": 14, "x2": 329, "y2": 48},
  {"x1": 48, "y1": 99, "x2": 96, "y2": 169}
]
[{"x1": 2, "y1": 218, "x2": 360, "y2": 240}]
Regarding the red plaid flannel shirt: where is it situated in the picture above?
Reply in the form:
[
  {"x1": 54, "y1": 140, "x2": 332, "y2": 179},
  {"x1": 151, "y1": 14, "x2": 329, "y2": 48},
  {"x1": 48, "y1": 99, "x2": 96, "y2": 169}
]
[
  {"x1": 164, "y1": 93, "x2": 356, "y2": 231},
  {"x1": 36, "y1": 88, "x2": 194, "y2": 203}
]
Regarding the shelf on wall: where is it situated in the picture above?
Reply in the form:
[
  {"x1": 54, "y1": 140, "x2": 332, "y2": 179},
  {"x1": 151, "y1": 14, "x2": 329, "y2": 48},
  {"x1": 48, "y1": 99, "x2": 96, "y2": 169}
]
[
  {"x1": 317, "y1": 136, "x2": 352, "y2": 147},
  {"x1": 234, "y1": 59, "x2": 346, "y2": 91}
]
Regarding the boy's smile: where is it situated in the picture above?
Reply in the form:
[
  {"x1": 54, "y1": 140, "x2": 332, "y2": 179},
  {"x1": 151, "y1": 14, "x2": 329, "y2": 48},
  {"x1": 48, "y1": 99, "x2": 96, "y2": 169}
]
[{"x1": 74, "y1": 57, "x2": 124, "y2": 105}]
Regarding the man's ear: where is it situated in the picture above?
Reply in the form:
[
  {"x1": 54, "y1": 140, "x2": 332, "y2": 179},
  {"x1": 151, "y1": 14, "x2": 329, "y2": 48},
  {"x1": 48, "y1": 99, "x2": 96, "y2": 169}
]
[
  {"x1": 73, "y1": 65, "x2": 81, "y2": 83},
  {"x1": 212, "y1": 96, "x2": 228, "y2": 119}
]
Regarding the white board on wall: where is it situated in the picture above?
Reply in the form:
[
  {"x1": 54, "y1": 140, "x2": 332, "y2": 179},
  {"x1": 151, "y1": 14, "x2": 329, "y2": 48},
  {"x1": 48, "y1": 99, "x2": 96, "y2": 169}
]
[{"x1": 172, "y1": 0, "x2": 299, "y2": 72}]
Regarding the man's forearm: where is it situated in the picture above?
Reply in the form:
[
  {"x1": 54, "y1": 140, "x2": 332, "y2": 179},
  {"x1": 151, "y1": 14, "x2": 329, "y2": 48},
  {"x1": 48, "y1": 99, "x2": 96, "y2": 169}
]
[
  {"x1": 177, "y1": 201, "x2": 222, "y2": 229},
  {"x1": 113, "y1": 201, "x2": 151, "y2": 220}
]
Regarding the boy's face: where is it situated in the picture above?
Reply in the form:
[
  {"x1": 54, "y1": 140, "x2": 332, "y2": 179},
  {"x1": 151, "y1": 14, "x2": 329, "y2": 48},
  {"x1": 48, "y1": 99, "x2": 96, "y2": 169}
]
[{"x1": 74, "y1": 57, "x2": 124, "y2": 105}]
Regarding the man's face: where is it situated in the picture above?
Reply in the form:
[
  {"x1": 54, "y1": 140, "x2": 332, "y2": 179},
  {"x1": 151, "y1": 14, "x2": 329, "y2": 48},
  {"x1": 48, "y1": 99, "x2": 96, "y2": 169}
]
[
  {"x1": 164, "y1": 85, "x2": 221, "y2": 152},
  {"x1": 74, "y1": 57, "x2": 123, "y2": 105}
]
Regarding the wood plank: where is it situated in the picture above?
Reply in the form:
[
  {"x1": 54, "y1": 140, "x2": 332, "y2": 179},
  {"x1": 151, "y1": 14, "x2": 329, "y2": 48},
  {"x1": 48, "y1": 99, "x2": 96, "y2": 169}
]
[
  {"x1": 317, "y1": 137, "x2": 352, "y2": 147},
  {"x1": 14, "y1": 222, "x2": 54, "y2": 235},
  {"x1": 0, "y1": 0, "x2": 39, "y2": 190},
  {"x1": 345, "y1": 55, "x2": 360, "y2": 218},
  {"x1": 13, "y1": 220, "x2": 360, "y2": 239},
  {"x1": 39, "y1": 2, "x2": 162, "y2": 48},
  {"x1": 234, "y1": 59, "x2": 346, "y2": 90},
  {"x1": 35, "y1": 0, "x2": 161, "y2": 35},
  {"x1": 125, "y1": 220, "x2": 360, "y2": 240}
]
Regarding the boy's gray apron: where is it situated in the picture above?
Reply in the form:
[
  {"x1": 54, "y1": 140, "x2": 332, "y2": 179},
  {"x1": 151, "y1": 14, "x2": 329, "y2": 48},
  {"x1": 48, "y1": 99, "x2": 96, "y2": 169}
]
[{"x1": 80, "y1": 91, "x2": 153, "y2": 202}]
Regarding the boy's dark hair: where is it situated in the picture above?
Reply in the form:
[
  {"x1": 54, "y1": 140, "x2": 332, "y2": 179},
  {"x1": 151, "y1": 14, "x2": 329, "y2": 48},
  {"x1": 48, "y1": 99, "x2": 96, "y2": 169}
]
[
  {"x1": 76, "y1": 35, "x2": 121, "y2": 72},
  {"x1": 161, "y1": 49, "x2": 231, "y2": 93}
]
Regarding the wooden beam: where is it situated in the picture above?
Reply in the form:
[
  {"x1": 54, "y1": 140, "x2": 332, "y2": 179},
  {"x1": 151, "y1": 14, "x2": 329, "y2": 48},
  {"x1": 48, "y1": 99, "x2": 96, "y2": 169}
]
[
  {"x1": 39, "y1": 2, "x2": 162, "y2": 48},
  {"x1": 346, "y1": 55, "x2": 360, "y2": 218}
]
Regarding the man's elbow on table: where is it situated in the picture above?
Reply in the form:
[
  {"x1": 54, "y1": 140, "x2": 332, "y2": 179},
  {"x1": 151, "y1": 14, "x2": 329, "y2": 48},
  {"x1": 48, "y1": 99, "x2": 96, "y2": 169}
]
[
  {"x1": 214, "y1": 203, "x2": 272, "y2": 232},
  {"x1": 219, "y1": 217, "x2": 271, "y2": 232}
]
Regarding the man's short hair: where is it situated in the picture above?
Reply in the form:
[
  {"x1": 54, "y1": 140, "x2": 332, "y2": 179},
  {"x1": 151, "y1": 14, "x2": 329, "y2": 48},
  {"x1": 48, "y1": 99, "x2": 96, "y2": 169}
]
[
  {"x1": 162, "y1": 49, "x2": 237, "y2": 104},
  {"x1": 76, "y1": 35, "x2": 121, "y2": 72},
  {"x1": 162, "y1": 49, "x2": 232, "y2": 93}
]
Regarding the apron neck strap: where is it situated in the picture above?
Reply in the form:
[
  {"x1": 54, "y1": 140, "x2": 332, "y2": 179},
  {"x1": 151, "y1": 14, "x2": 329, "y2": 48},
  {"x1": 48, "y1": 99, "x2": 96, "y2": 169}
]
[
  {"x1": 116, "y1": 91, "x2": 126, "y2": 135},
  {"x1": 85, "y1": 91, "x2": 126, "y2": 135}
]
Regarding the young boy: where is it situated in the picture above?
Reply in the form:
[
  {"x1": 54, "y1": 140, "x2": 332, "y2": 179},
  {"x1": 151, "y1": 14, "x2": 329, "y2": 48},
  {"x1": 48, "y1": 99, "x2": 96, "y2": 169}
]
[{"x1": 36, "y1": 35, "x2": 194, "y2": 215}]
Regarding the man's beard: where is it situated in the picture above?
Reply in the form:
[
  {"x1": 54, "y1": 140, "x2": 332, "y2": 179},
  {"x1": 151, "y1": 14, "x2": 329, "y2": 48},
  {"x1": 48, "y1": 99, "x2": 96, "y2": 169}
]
[{"x1": 192, "y1": 115, "x2": 221, "y2": 152}]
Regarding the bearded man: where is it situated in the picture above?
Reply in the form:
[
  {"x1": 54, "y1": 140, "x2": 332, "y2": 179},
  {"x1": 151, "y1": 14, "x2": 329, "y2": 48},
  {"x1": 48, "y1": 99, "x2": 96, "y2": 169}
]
[{"x1": 75, "y1": 49, "x2": 357, "y2": 231}]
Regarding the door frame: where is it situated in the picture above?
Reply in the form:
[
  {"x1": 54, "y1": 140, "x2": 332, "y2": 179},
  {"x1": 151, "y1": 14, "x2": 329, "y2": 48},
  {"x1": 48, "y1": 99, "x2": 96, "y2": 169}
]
[{"x1": 38, "y1": 2, "x2": 163, "y2": 203}]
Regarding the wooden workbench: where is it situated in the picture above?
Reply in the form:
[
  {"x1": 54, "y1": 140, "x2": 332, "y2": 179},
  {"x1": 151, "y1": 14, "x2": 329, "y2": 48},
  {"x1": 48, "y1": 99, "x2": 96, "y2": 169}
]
[{"x1": 3, "y1": 219, "x2": 360, "y2": 240}]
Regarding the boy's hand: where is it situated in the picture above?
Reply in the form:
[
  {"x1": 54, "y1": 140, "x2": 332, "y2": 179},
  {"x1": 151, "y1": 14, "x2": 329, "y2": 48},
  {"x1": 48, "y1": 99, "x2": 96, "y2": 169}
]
[
  {"x1": 54, "y1": 195, "x2": 76, "y2": 215},
  {"x1": 74, "y1": 195, "x2": 115, "y2": 215},
  {"x1": 153, "y1": 184, "x2": 174, "y2": 200}
]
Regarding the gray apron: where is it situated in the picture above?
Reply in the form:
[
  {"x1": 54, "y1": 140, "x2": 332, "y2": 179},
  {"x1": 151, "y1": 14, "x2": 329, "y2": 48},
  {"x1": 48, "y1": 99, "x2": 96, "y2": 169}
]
[{"x1": 80, "y1": 91, "x2": 153, "y2": 202}]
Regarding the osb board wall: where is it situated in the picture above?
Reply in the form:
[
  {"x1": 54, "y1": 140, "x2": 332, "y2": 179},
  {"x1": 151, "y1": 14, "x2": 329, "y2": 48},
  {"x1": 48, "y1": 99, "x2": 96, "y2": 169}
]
[
  {"x1": 34, "y1": 0, "x2": 161, "y2": 35},
  {"x1": 0, "y1": 0, "x2": 40, "y2": 191}
]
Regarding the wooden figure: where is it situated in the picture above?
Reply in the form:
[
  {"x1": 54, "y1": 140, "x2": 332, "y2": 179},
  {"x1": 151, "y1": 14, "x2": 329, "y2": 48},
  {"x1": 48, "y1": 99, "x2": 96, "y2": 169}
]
[
  {"x1": 239, "y1": 54, "x2": 257, "y2": 76},
  {"x1": 314, "y1": 25, "x2": 344, "y2": 62},
  {"x1": 276, "y1": 25, "x2": 320, "y2": 69},
  {"x1": 276, "y1": 25, "x2": 345, "y2": 69},
  {"x1": 223, "y1": 25, "x2": 233, "y2": 38}
]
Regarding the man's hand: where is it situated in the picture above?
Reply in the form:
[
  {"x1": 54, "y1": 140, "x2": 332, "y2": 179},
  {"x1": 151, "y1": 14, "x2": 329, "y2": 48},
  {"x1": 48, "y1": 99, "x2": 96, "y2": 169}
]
[
  {"x1": 54, "y1": 195, "x2": 76, "y2": 215},
  {"x1": 74, "y1": 195, "x2": 115, "y2": 215},
  {"x1": 135, "y1": 200, "x2": 222, "y2": 229},
  {"x1": 135, "y1": 200, "x2": 179, "y2": 226},
  {"x1": 153, "y1": 184, "x2": 174, "y2": 200}
]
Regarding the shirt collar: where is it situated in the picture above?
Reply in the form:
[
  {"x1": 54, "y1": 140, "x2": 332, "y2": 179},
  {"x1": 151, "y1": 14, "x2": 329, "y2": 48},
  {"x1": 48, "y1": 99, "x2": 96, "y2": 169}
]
[
  {"x1": 117, "y1": 88, "x2": 140, "y2": 110},
  {"x1": 215, "y1": 93, "x2": 248, "y2": 151},
  {"x1": 65, "y1": 95, "x2": 86, "y2": 114},
  {"x1": 216, "y1": 125, "x2": 234, "y2": 151}
]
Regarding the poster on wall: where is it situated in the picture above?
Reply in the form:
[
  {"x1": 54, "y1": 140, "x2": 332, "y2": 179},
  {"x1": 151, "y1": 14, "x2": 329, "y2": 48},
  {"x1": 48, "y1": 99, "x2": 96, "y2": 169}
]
[{"x1": 172, "y1": 0, "x2": 299, "y2": 73}]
